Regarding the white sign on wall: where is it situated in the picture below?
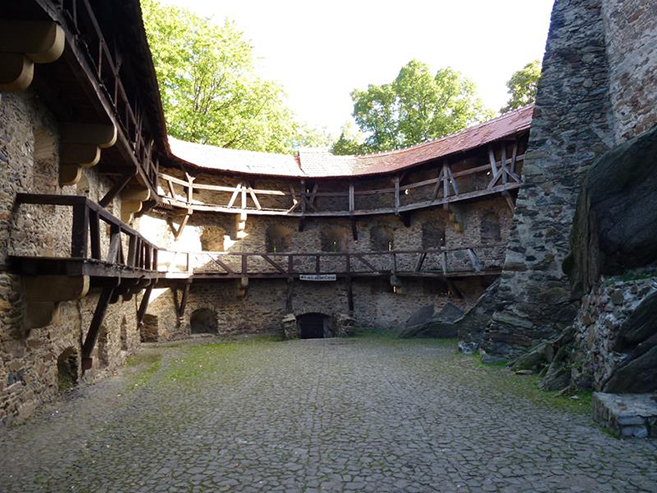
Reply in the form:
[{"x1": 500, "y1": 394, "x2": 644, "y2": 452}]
[{"x1": 299, "y1": 274, "x2": 337, "y2": 281}]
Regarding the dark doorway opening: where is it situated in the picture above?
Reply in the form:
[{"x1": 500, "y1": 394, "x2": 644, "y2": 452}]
[
  {"x1": 190, "y1": 308, "x2": 218, "y2": 334},
  {"x1": 298, "y1": 313, "x2": 331, "y2": 339},
  {"x1": 57, "y1": 347, "x2": 79, "y2": 391}
]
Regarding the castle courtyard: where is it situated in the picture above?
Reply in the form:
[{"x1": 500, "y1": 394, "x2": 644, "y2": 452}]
[{"x1": 1, "y1": 335, "x2": 655, "y2": 493}]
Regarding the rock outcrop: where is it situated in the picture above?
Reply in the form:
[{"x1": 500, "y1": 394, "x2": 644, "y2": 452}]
[
  {"x1": 398, "y1": 303, "x2": 463, "y2": 339},
  {"x1": 566, "y1": 125, "x2": 657, "y2": 298}
]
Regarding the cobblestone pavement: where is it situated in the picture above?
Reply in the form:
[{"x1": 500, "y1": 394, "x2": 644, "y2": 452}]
[{"x1": 1, "y1": 336, "x2": 656, "y2": 492}]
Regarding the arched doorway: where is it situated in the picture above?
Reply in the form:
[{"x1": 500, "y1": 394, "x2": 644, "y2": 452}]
[
  {"x1": 190, "y1": 308, "x2": 218, "y2": 335},
  {"x1": 297, "y1": 313, "x2": 331, "y2": 339},
  {"x1": 57, "y1": 347, "x2": 79, "y2": 391}
]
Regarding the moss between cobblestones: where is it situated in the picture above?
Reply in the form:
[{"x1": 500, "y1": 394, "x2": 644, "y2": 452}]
[
  {"x1": 125, "y1": 352, "x2": 162, "y2": 390},
  {"x1": 474, "y1": 355, "x2": 593, "y2": 416}
]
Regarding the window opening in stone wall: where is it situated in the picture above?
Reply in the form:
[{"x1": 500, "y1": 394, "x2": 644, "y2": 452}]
[
  {"x1": 97, "y1": 326, "x2": 109, "y2": 368},
  {"x1": 120, "y1": 316, "x2": 128, "y2": 351},
  {"x1": 200, "y1": 226, "x2": 226, "y2": 251},
  {"x1": 57, "y1": 347, "x2": 79, "y2": 391},
  {"x1": 422, "y1": 220, "x2": 446, "y2": 249},
  {"x1": 370, "y1": 225, "x2": 394, "y2": 251},
  {"x1": 266, "y1": 225, "x2": 292, "y2": 253},
  {"x1": 481, "y1": 211, "x2": 501, "y2": 242},
  {"x1": 297, "y1": 313, "x2": 331, "y2": 339},
  {"x1": 190, "y1": 308, "x2": 219, "y2": 334},
  {"x1": 320, "y1": 225, "x2": 349, "y2": 252}
]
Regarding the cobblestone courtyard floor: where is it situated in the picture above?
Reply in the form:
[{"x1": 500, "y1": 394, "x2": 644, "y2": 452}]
[{"x1": 1, "y1": 335, "x2": 656, "y2": 492}]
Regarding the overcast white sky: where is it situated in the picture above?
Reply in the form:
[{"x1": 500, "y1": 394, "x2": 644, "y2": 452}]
[{"x1": 158, "y1": 0, "x2": 554, "y2": 137}]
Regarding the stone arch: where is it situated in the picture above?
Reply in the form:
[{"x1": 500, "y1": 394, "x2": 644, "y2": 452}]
[
  {"x1": 200, "y1": 226, "x2": 226, "y2": 251},
  {"x1": 57, "y1": 347, "x2": 78, "y2": 391},
  {"x1": 97, "y1": 326, "x2": 109, "y2": 368},
  {"x1": 190, "y1": 308, "x2": 218, "y2": 334},
  {"x1": 370, "y1": 225, "x2": 394, "y2": 251},
  {"x1": 265, "y1": 225, "x2": 292, "y2": 253},
  {"x1": 481, "y1": 210, "x2": 501, "y2": 242},
  {"x1": 320, "y1": 225, "x2": 349, "y2": 252},
  {"x1": 422, "y1": 219, "x2": 446, "y2": 249},
  {"x1": 120, "y1": 316, "x2": 128, "y2": 351},
  {"x1": 297, "y1": 313, "x2": 331, "y2": 339}
]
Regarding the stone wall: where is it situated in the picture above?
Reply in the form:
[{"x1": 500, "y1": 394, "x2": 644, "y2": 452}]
[
  {"x1": 142, "y1": 192, "x2": 510, "y2": 338},
  {"x1": 145, "y1": 275, "x2": 487, "y2": 340},
  {"x1": 483, "y1": 0, "x2": 657, "y2": 359},
  {"x1": 0, "y1": 91, "x2": 142, "y2": 424},
  {"x1": 570, "y1": 277, "x2": 657, "y2": 391},
  {"x1": 482, "y1": 0, "x2": 616, "y2": 357},
  {"x1": 601, "y1": 0, "x2": 657, "y2": 141}
]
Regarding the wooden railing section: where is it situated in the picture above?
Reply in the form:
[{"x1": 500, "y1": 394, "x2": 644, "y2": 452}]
[
  {"x1": 43, "y1": 0, "x2": 159, "y2": 188},
  {"x1": 158, "y1": 244, "x2": 504, "y2": 279},
  {"x1": 159, "y1": 144, "x2": 524, "y2": 217},
  {"x1": 15, "y1": 194, "x2": 159, "y2": 272}
]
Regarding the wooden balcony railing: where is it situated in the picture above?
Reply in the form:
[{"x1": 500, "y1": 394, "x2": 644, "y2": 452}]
[
  {"x1": 9, "y1": 195, "x2": 504, "y2": 282},
  {"x1": 41, "y1": 0, "x2": 159, "y2": 188},
  {"x1": 12, "y1": 194, "x2": 159, "y2": 277},
  {"x1": 158, "y1": 244, "x2": 505, "y2": 280}
]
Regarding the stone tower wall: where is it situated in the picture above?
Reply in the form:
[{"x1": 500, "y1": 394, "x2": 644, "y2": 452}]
[{"x1": 484, "y1": 0, "x2": 657, "y2": 356}]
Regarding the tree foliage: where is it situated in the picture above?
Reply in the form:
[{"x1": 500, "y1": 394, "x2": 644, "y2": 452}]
[
  {"x1": 332, "y1": 60, "x2": 493, "y2": 155},
  {"x1": 500, "y1": 60, "x2": 541, "y2": 114},
  {"x1": 142, "y1": 0, "x2": 324, "y2": 153}
]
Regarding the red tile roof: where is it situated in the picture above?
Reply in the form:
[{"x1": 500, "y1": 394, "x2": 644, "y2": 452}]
[{"x1": 169, "y1": 105, "x2": 533, "y2": 179}]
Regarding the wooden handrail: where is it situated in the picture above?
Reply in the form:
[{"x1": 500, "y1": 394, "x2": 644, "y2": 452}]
[
  {"x1": 157, "y1": 244, "x2": 504, "y2": 278},
  {"x1": 43, "y1": 0, "x2": 159, "y2": 189},
  {"x1": 16, "y1": 194, "x2": 159, "y2": 271}
]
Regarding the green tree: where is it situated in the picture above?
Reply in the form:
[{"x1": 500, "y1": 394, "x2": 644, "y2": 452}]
[
  {"x1": 142, "y1": 0, "x2": 318, "y2": 153},
  {"x1": 500, "y1": 60, "x2": 541, "y2": 114},
  {"x1": 333, "y1": 60, "x2": 493, "y2": 155},
  {"x1": 331, "y1": 121, "x2": 367, "y2": 155}
]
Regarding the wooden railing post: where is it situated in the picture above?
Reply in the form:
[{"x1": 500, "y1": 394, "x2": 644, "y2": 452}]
[{"x1": 71, "y1": 203, "x2": 89, "y2": 258}]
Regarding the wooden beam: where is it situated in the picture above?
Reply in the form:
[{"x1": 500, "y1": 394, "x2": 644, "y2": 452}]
[
  {"x1": 247, "y1": 184, "x2": 262, "y2": 210},
  {"x1": 99, "y1": 173, "x2": 133, "y2": 208},
  {"x1": 260, "y1": 254, "x2": 286, "y2": 273},
  {"x1": 467, "y1": 249, "x2": 483, "y2": 272},
  {"x1": 71, "y1": 203, "x2": 89, "y2": 258},
  {"x1": 174, "y1": 214, "x2": 190, "y2": 240},
  {"x1": 89, "y1": 210, "x2": 101, "y2": 260},
  {"x1": 136, "y1": 282, "x2": 153, "y2": 326},
  {"x1": 394, "y1": 177, "x2": 400, "y2": 214},
  {"x1": 286, "y1": 278, "x2": 294, "y2": 312},
  {"x1": 81, "y1": 285, "x2": 115, "y2": 370},
  {"x1": 206, "y1": 254, "x2": 235, "y2": 275},
  {"x1": 414, "y1": 252, "x2": 427, "y2": 272},
  {"x1": 347, "y1": 276, "x2": 354, "y2": 313},
  {"x1": 227, "y1": 184, "x2": 241, "y2": 208},
  {"x1": 349, "y1": 183, "x2": 355, "y2": 213},
  {"x1": 352, "y1": 254, "x2": 381, "y2": 273}
]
